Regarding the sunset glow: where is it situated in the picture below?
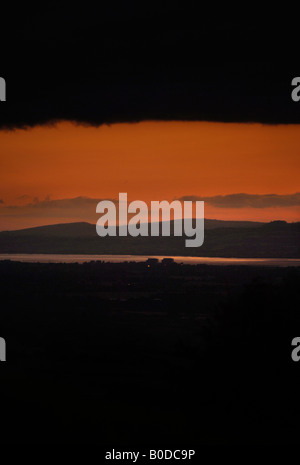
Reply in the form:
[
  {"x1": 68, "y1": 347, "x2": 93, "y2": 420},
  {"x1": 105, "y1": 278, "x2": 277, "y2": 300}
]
[{"x1": 1, "y1": 121, "x2": 299, "y2": 230}]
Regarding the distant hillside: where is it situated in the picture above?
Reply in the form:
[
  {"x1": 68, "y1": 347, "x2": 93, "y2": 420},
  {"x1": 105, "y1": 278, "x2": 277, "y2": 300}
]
[
  {"x1": 0, "y1": 218, "x2": 264, "y2": 236},
  {"x1": 0, "y1": 220, "x2": 299, "y2": 258}
]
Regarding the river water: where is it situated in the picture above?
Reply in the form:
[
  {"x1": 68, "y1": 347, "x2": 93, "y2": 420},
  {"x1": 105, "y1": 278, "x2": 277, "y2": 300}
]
[{"x1": 0, "y1": 254, "x2": 299, "y2": 267}]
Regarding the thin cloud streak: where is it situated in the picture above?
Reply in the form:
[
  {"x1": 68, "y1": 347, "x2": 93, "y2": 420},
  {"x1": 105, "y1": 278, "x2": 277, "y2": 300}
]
[{"x1": 178, "y1": 193, "x2": 300, "y2": 209}]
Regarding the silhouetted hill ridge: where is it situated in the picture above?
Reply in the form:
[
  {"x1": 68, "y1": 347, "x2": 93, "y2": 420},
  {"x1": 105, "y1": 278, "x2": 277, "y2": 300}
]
[
  {"x1": 0, "y1": 219, "x2": 265, "y2": 236},
  {"x1": 0, "y1": 220, "x2": 299, "y2": 258}
]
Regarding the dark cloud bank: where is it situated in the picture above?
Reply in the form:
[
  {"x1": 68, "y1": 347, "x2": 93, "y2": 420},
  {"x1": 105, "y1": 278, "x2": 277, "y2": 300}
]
[
  {"x1": 179, "y1": 193, "x2": 300, "y2": 209},
  {"x1": 2, "y1": 194, "x2": 300, "y2": 216},
  {"x1": 0, "y1": 6, "x2": 299, "y2": 129}
]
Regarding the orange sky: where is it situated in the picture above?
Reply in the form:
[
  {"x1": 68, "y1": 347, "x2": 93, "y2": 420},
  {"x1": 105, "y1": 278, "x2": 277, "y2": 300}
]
[{"x1": 0, "y1": 121, "x2": 299, "y2": 230}]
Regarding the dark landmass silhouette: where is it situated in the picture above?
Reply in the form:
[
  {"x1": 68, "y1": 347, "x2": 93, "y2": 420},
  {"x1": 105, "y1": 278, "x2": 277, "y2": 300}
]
[
  {"x1": 0, "y1": 259, "x2": 299, "y2": 444},
  {"x1": 0, "y1": 219, "x2": 299, "y2": 258}
]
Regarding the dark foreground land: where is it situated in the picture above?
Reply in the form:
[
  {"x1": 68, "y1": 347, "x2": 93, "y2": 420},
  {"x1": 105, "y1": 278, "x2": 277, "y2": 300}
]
[{"x1": 0, "y1": 259, "x2": 300, "y2": 444}]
